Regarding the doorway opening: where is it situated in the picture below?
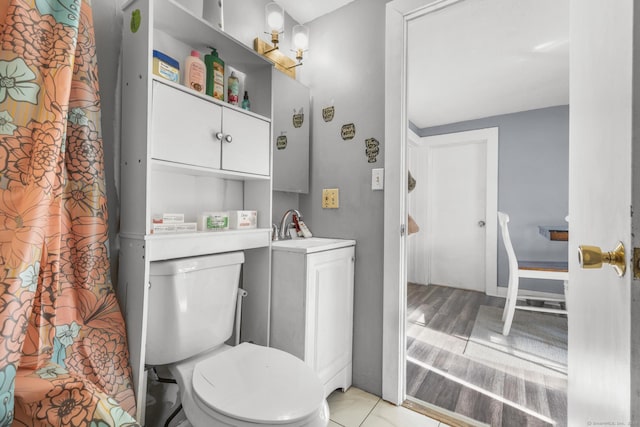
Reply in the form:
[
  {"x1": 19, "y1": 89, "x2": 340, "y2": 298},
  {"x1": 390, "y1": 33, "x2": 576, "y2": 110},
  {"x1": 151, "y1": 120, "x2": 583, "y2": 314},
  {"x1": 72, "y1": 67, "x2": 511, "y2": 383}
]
[{"x1": 384, "y1": 0, "x2": 570, "y2": 425}]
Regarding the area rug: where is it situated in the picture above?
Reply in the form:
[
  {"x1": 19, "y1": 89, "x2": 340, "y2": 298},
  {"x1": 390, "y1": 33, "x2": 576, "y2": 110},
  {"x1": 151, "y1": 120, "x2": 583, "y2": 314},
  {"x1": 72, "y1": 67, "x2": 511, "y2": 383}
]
[{"x1": 464, "y1": 305, "x2": 567, "y2": 377}]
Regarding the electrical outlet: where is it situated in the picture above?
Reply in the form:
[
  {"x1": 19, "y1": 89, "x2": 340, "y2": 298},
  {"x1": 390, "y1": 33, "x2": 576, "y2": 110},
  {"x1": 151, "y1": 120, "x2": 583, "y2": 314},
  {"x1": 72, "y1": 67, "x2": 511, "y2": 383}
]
[{"x1": 322, "y1": 188, "x2": 339, "y2": 208}]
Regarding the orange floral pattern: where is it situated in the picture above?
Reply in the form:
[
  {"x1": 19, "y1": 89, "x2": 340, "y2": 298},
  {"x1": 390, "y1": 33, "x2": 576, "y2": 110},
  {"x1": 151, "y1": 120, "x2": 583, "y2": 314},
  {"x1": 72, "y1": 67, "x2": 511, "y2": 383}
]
[
  {"x1": 67, "y1": 330, "x2": 128, "y2": 395},
  {"x1": 0, "y1": 0, "x2": 138, "y2": 426},
  {"x1": 35, "y1": 379, "x2": 98, "y2": 426},
  {"x1": 2, "y1": 0, "x2": 76, "y2": 70}
]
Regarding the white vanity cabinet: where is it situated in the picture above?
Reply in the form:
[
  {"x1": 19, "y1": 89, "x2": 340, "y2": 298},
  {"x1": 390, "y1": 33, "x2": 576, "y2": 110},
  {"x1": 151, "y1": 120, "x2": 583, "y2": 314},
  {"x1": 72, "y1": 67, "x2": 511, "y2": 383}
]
[
  {"x1": 118, "y1": 0, "x2": 274, "y2": 422},
  {"x1": 270, "y1": 239, "x2": 356, "y2": 397}
]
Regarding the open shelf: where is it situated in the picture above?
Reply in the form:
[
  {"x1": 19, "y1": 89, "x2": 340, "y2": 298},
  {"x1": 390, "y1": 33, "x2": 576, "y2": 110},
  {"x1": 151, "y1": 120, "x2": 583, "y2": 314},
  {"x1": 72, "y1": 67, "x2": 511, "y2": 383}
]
[{"x1": 153, "y1": 0, "x2": 270, "y2": 72}]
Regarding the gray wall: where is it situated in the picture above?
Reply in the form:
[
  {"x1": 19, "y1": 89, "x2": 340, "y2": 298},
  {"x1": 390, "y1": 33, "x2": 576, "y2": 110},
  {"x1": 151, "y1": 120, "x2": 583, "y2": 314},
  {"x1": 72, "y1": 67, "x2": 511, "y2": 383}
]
[
  {"x1": 298, "y1": 0, "x2": 388, "y2": 395},
  {"x1": 418, "y1": 105, "x2": 570, "y2": 293}
]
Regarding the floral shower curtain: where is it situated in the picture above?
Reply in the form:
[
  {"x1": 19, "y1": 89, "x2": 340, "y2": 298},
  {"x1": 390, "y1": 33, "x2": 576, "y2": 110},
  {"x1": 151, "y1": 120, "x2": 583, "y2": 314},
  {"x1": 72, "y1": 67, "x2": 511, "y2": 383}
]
[{"x1": 0, "y1": 0, "x2": 138, "y2": 425}]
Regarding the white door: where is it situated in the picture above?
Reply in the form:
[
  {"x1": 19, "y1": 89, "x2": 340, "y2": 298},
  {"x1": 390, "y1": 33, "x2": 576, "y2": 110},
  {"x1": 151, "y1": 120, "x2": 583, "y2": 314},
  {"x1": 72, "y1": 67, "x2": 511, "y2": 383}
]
[
  {"x1": 418, "y1": 129, "x2": 497, "y2": 292},
  {"x1": 428, "y1": 139, "x2": 485, "y2": 291},
  {"x1": 568, "y1": 1, "x2": 636, "y2": 423}
]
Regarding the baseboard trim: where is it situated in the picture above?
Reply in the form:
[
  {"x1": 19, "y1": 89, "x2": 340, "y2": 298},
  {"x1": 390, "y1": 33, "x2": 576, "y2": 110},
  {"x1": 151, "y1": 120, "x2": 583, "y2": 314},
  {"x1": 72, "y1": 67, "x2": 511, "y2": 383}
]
[{"x1": 402, "y1": 396, "x2": 490, "y2": 427}]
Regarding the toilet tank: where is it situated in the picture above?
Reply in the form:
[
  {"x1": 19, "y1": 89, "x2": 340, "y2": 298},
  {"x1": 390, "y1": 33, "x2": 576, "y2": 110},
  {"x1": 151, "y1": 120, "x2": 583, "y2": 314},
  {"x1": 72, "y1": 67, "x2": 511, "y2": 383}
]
[{"x1": 145, "y1": 251, "x2": 244, "y2": 365}]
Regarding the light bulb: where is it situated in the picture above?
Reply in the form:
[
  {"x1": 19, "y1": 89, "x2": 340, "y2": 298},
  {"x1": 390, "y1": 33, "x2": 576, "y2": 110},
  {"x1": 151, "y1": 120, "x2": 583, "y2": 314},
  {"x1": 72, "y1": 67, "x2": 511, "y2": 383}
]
[
  {"x1": 267, "y1": 12, "x2": 284, "y2": 30},
  {"x1": 265, "y1": 3, "x2": 284, "y2": 31},
  {"x1": 292, "y1": 25, "x2": 309, "y2": 50}
]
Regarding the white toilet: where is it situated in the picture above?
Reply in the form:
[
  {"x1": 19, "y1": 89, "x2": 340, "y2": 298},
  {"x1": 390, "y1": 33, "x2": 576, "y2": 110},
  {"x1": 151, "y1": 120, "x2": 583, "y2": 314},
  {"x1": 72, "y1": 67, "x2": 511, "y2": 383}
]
[{"x1": 146, "y1": 251, "x2": 329, "y2": 427}]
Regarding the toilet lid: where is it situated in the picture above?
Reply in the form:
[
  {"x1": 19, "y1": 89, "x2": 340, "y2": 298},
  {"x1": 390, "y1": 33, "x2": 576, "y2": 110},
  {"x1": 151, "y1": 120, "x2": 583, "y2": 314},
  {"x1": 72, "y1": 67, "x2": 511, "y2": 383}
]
[{"x1": 192, "y1": 343, "x2": 325, "y2": 424}]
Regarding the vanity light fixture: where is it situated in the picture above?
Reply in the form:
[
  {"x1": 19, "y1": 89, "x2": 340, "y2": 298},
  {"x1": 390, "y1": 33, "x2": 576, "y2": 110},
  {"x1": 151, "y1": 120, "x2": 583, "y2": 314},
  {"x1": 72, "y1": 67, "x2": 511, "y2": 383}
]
[{"x1": 254, "y1": 4, "x2": 310, "y2": 78}]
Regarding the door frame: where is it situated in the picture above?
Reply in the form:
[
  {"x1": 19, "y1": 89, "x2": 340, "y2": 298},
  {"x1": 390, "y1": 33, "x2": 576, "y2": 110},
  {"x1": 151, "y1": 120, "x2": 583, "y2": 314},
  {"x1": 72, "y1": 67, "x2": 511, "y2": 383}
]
[
  {"x1": 383, "y1": 0, "x2": 465, "y2": 404},
  {"x1": 419, "y1": 128, "x2": 498, "y2": 295}
]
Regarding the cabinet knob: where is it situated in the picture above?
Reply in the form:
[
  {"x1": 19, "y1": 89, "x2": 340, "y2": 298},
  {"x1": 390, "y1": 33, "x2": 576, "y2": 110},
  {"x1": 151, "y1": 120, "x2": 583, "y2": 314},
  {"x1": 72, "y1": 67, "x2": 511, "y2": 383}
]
[
  {"x1": 215, "y1": 132, "x2": 223, "y2": 141},
  {"x1": 224, "y1": 134, "x2": 233, "y2": 143}
]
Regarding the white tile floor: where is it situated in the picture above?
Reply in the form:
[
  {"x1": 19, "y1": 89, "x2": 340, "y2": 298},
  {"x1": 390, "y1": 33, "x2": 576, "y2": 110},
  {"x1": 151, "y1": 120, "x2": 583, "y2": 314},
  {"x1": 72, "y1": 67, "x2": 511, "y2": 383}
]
[{"x1": 327, "y1": 387, "x2": 447, "y2": 427}]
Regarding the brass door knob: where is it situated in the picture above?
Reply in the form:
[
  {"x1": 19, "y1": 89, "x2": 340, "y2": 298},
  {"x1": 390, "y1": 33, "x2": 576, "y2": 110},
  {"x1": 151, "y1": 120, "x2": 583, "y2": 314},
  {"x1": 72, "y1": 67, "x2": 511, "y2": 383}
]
[{"x1": 578, "y1": 242, "x2": 626, "y2": 277}]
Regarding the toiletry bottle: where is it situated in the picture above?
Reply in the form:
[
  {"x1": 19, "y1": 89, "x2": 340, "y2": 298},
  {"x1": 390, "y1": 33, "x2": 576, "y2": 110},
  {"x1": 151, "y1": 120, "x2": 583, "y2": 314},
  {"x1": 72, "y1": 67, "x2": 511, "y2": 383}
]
[
  {"x1": 204, "y1": 48, "x2": 225, "y2": 100},
  {"x1": 241, "y1": 91, "x2": 250, "y2": 110},
  {"x1": 298, "y1": 220, "x2": 313, "y2": 238},
  {"x1": 228, "y1": 71, "x2": 239, "y2": 106},
  {"x1": 184, "y1": 50, "x2": 206, "y2": 93}
]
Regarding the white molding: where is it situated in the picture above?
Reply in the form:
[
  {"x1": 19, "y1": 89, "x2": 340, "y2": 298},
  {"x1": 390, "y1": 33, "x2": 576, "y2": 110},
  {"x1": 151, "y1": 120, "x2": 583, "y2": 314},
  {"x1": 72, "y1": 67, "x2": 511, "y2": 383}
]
[
  {"x1": 382, "y1": 0, "x2": 465, "y2": 406},
  {"x1": 407, "y1": 128, "x2": 420, "y2": 147}
]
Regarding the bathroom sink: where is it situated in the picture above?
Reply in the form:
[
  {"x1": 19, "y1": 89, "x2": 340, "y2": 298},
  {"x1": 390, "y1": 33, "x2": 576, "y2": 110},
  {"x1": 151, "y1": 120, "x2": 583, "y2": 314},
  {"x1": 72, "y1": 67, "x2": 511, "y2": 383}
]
[{"x1": 271, "y1": 237, "x2": 355, "y2": 254}]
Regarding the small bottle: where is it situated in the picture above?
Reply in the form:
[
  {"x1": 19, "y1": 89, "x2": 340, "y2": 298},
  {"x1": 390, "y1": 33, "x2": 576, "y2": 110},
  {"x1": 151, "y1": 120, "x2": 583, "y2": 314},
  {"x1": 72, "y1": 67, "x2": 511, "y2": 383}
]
[
  {"x1": 241, "y1": 91, "x2": 250, "y2": 110},
  {"x1": 204, "y1": 48, "x2": 225, "y2": 100},
  {"x1": 184, "y1": 50, "x2": 205, "y2": 93},
  {"x1": 227, "y1": 71, "x2": 239, "y2": 106}
]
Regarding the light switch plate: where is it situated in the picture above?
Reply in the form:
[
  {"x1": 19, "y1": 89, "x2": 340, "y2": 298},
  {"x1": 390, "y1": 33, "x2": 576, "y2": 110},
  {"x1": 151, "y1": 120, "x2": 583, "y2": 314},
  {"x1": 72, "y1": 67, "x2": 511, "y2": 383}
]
[
  {"x1": 372, "y1": 168, "x2": 384, "y2": 190},
  {"x1": 322, "y1": 188, "x2": 339, "y2": 208}
]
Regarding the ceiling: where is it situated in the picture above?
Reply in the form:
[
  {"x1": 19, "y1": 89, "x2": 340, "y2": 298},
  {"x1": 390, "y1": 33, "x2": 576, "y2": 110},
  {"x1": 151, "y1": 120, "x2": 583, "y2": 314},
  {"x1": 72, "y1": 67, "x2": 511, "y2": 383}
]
[
  {"x1": 274, "y1": 0, "x2": 356, "y2": 25},
  {"x1": 275, "y1": 0, "x2": 569, "y2": 130},
  {"x1": 408, "y1": 0, "x2": 569, "y2": 129}
]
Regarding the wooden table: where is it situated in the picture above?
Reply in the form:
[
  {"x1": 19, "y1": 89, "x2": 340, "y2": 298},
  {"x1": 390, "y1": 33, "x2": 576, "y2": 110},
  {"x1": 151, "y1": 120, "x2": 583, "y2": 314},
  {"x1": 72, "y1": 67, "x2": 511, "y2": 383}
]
[{"x1": 538, "y1": 225, "x2": 569, "y2": 241}]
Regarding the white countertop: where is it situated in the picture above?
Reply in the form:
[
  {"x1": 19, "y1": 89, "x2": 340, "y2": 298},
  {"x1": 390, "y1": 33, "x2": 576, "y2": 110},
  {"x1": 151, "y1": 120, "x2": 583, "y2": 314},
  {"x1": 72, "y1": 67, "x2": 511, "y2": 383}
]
[{"x1": 271, "y1": 237, "x2": 356, "y2": 254}]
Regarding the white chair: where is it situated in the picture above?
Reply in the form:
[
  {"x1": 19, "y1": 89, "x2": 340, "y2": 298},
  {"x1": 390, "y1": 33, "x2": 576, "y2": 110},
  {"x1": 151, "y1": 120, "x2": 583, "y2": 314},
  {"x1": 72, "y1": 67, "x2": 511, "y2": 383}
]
[{"x1": 498, "y1": 212, "x2": 568, "y2": 336}]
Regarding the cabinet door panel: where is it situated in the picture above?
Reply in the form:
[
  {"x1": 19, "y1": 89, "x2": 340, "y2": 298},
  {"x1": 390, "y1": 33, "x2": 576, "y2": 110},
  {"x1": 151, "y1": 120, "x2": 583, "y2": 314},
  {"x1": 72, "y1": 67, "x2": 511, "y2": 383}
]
[
  {"x1": 151, "y1": 82, "x2": 222, "y2": 169},
  {"x1": 222, "y1": 108, "x2": 270, "y2": 175},
  {"x1": 305, "y1": 247, "x2": 355, "y2": 384}
]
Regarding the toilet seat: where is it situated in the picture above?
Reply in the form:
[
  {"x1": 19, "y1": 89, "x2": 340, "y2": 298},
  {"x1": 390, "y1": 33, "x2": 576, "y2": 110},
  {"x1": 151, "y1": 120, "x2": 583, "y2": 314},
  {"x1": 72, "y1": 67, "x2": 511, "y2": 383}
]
[{"x1": 192, "y1": 343, "x2": 325, "y2": 425}]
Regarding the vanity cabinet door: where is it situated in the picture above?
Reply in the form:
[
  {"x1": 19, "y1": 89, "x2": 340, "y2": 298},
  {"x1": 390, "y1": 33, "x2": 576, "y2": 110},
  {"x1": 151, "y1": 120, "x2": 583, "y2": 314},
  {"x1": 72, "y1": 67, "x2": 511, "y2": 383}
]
[
  {"x1": 304, "y1": 246, "x2": 355, "y2": 387},
  {"x1": 272, "y1": 72, "x2": 310, "y2": 193},
  {"x1": 221, "y1": 108, "x2": 270, "y2": 176},
  {"x1": 151, "y1": 82, "x2": 222, "y2": 169}
]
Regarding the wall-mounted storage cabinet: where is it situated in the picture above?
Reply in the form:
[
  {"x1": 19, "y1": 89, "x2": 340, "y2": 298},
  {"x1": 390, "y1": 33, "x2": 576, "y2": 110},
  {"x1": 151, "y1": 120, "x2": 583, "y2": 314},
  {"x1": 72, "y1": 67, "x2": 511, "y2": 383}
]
[
  {"x1": 117, "y1": 0, "x2": 274, "y2": 422},
  {"x1": 152, "y1": 81, "x2": 270, "y2": 175},
  {"x1": 272, "y1": 71, "x2": 311, "y2": 193}
]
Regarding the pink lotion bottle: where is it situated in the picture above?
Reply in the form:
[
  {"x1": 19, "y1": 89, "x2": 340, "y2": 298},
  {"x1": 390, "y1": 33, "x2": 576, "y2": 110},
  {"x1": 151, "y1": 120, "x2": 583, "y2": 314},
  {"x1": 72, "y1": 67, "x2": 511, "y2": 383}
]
[{"x1": 184, "y1": 50, "x2": 206, "y2": 93}]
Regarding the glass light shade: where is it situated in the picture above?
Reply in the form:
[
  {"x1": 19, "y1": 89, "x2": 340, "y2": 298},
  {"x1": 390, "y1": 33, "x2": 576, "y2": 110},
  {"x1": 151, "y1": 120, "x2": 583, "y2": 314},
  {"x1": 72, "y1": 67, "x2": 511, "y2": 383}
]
[
  {"x1": 265, "y1": 2, "x2": 284, "y2": 32},
  {"x1": 292, "y1": 24, "x2": 309, "y2": 50}
]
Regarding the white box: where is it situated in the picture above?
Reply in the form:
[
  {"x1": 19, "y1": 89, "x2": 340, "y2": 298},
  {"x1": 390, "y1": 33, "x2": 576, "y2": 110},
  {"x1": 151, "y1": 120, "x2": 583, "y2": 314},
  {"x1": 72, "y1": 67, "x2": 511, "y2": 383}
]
[
  {"x1": 152, "y1": 223, "x2": 176, "y2": 234},
  {"x1": 162, "y1": 213, "x2": 184, "y2": 224},
  {"x1": 198, "y1": 212, "x2": 229, "y2": 231},
  {"x1": 175, "y1": 222, "x2": 198, "y2": 233},
  {"x1": 229, "y1": 210, "x2": 257, "y2": 229}
]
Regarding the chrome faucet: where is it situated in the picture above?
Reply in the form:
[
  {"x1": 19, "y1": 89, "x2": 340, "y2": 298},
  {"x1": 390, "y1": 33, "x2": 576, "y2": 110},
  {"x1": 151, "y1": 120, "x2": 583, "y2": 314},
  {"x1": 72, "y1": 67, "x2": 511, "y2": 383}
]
[{"x1": 279, "y1": 209, "x2": 302, "y2": 240}]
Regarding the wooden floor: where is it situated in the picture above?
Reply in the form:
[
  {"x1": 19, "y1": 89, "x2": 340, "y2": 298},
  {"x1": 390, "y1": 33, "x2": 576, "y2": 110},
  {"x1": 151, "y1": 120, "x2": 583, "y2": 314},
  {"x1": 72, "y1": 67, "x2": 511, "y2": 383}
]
[{"x1": 406, "y1": 283, "x2": 567, "y2": 427}]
